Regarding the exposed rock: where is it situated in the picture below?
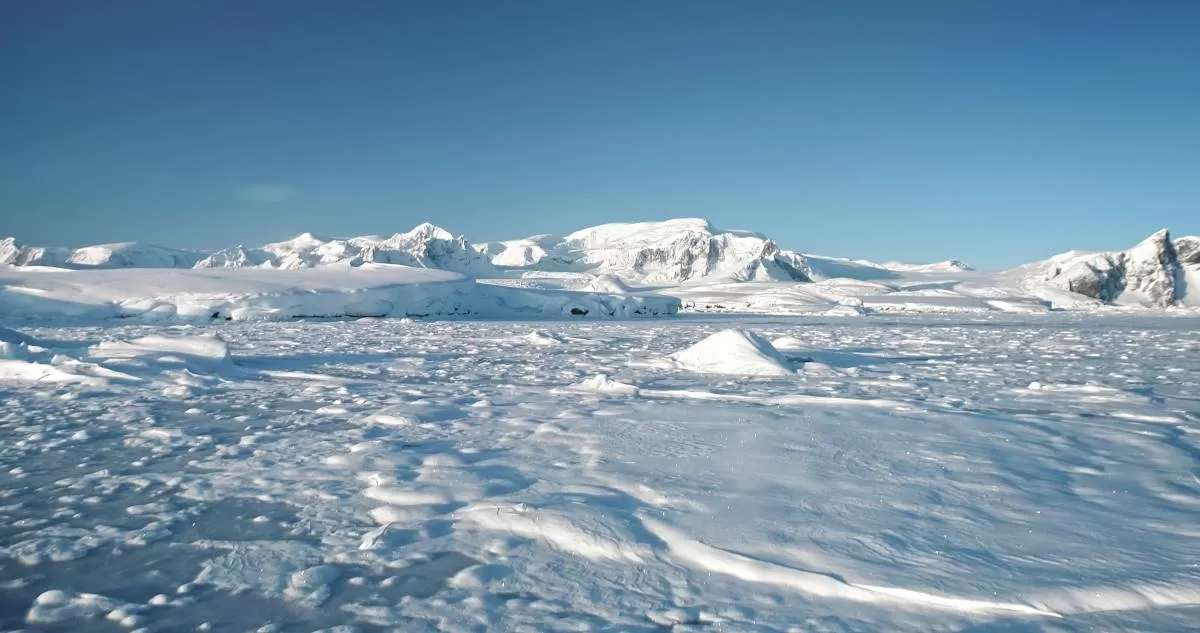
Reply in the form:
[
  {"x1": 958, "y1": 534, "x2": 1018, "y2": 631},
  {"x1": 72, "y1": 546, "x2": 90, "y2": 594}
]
[
  {"x1": 1031, "y1": 229, "x2": 1192, "y2": 307},
  {"x1": 487, "y1": 219, "x2": 812, "y2": 283},
  {"x1": 1176, "y1": 236, "x2": 1200, "y2": 266}
]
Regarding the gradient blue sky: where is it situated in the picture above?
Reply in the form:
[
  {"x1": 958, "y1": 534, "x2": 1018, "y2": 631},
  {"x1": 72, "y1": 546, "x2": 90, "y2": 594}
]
[{"x1": 3, "y1": 0, "x2": 1198, "y2": 269}]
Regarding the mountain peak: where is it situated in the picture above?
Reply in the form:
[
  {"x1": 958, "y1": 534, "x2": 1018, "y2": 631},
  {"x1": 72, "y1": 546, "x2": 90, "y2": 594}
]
[
  {"x1": 271, "y1": 232, "x2": 332, "y2": 250},
  {"x1": 400, "y1": 222, "x2": 455, "y2": 242},
  {"x1": 1136, "y1": 228, "x2": 1171, "y2": 246}
]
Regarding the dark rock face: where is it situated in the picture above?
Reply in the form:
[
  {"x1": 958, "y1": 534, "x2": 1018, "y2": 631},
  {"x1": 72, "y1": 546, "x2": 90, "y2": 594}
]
[
  {"x1": 1061, "y1": 256, "x2": 1125, "y2": 302},
  {"x1": 1176, "y1": 237, "x2": 1200, "y2": 266},
  {"x1": 1045, "y1": 229, "x2": 1195, "y2": 307},
  {"x1": 624, "y1": 230, "x2": 811, "y2": 283}
]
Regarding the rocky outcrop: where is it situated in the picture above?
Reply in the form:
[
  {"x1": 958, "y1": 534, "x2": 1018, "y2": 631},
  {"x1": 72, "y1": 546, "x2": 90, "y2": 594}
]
[
  {"x1": 1034, "y1": 229, "x2": 1195, "y2": 307},
  {"x1": 1176, "y1": 236, "x2": 1200, "y2": 266}
]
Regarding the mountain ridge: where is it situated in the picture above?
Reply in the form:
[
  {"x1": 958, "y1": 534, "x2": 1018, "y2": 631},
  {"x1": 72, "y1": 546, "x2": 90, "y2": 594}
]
[{"x1": 3, "y1": 220, "x2": 1197, "y2": 307}]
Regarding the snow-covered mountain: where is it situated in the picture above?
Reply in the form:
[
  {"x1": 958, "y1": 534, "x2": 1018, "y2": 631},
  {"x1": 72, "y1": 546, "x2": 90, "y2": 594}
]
[
  {"x1": 196, "y1": 223, "x2": 495, "y2": 275},
  {"x1": 1013, "y1": 229, "x2": 1199, "y2": 307},
  {"x1": 5, "y1": 220, "x2": 1198, "y2": 311},
  {"x1": 482, "y1": 218, "x2": 813, "y2": 283},
  {"x1": 3, "y1": 224, "x2": 494, "y2": 276},
  {"x1": 0, "y1": 238, "x2": 203, "y2": 269}
]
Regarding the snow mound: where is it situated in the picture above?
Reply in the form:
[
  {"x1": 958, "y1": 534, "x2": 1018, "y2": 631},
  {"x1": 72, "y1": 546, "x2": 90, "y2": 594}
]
[
  {"x1": 565, "y1": 374, "x2": 640, "y2": 395},
  {"x1": 89, "y1": 334, "x2": 232, "y2": 365},
  {"x1": 669, "y1": 329, "x2": 794, "y2": 376},
  {"x1": 26, "y1": 590, "x2": 140, "y2": 625}
]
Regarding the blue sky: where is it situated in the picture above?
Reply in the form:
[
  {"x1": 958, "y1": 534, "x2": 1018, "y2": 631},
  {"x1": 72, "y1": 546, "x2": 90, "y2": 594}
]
[{"x1": 3, "y1": 0, "x2": 1198, "y2": 269}]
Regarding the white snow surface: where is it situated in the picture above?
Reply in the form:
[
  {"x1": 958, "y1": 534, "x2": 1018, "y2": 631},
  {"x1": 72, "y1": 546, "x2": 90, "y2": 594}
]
[
  {"x1": 3, "y1": 313, "x2": 1199, "y2": 632},
  {"x1": 0, "y1": 264, "x2": 679, "y2": 322}
]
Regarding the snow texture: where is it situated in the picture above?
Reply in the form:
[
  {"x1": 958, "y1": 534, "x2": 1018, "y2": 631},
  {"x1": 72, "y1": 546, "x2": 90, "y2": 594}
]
[{"x1": 2, "y1": 314, "x2": 1200, "y2": 632}]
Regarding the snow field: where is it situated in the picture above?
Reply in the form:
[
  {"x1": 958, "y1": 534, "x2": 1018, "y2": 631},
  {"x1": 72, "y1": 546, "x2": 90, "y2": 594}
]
[
  {"x1": 0, "y1": 264, "x2": 679, "y2": 323},
  {"x1": 1, "y1": 315, "x2": 1199, "y2": 631}
]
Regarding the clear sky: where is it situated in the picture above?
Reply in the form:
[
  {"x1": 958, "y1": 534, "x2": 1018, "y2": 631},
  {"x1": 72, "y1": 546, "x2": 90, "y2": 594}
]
[{"x1": 3, "y1": 0, "x2": 1198, "y2": 269}]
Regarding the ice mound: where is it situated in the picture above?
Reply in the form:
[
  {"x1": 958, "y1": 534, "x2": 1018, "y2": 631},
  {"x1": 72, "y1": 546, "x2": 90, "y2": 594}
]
[{"x1": 669, "y1": 329, "x2": 794, "y2": 376}]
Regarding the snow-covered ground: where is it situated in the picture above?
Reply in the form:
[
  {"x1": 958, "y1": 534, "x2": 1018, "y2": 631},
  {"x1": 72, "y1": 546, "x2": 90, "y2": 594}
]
[
  {"x1": 0, "y1": 265, "x2": 679, "y2": 323},
  {"x1": 3, "y1": 313, "x2": 1199, "y2": 632}
]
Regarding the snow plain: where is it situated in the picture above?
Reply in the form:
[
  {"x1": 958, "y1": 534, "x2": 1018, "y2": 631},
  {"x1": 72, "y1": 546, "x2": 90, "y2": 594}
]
[{"x1": 2, "y1": 313, "x2": 1199, "y2": 632}]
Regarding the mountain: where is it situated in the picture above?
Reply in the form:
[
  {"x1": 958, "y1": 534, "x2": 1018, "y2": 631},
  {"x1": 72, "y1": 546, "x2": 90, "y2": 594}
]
[
  {"x1": 196, "y1": 223, "x2": 494, "y2": 275},
  {"x1": 1016, "y1": 229, "x2": 1198, "y2": 307},
  {"x1": 483, "y1": 218, "x2": 813, "y2": 283},
  {"x1": 5, "y1": 221, "x2": 1198, "y2": 311},
  {"x1": 0, "y1": 237, "x2": 202, "y2": 269},
  {"x1": 0, "y1": 224, "x2": 493, "y2": 276}
]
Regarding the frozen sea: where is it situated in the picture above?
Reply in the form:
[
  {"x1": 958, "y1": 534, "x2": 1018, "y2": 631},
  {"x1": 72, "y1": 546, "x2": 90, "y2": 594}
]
[{"x1": 2, "y1": 313, "x2": 1199, "y2": 632}]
